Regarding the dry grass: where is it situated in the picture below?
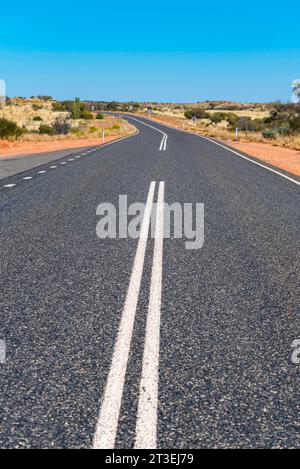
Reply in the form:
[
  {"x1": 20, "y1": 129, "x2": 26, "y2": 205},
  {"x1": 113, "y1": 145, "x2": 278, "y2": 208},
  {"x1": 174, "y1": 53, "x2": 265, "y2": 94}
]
[
  {"x1": 0, "y1": 99, "x2": 67, "y2": 130},
  {"x1": 153, "y1": 107, "x2": 269, "y2": 120},
  {"x1": 0, "y1": 98, "x2": 135, "y2": 142},
  {"x1": 0, "y1": 115, "x2": 136, "y2": 157},
  {"x1": 138, "y1": 111, "x2": 300, "y2": 151}
]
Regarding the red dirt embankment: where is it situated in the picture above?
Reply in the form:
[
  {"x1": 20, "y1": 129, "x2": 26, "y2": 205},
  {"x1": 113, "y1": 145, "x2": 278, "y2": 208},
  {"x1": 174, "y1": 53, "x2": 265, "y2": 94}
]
[
  {"x1": 228, "y1": 141, "x2": 300, "y2": 177},
  {"x1": 0, "y1": 135, "x2": 126, "y2": 158},
  {"x1": 135, "y1": 113, "x2": 300, "y2": 177}
]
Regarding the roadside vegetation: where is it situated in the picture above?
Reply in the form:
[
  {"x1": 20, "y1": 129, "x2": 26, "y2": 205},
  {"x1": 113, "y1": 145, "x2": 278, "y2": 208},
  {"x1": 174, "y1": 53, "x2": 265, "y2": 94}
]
[
  {"x1": 1, "y1": 97, "x2": 300, "y2": 153},
  {"x1": 0, "y1": 118, "x2": 25, "y2": 140},
  {"x1": 182, "y1": 103, "x2": 300, "y2": 150},
  {"x1": 0, "y1": 97, "x2": 135, "y2": 149}
]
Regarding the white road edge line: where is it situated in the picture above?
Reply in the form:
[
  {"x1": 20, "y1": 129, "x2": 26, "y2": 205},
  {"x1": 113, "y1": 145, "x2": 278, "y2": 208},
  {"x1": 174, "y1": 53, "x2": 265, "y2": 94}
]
[
  {"x1": 199, "y1": 135, "x2": 300, "y2": 187},
  {"x1": 133, "y1": 115, "x2": 299, "y2": 187},
  {"x1": 135, "y1": 181, "x2": 165, "y2": 449},
  {"x1": 125, "y1": 115, "x2": 168, "y2": 152},
  {"x1": 93, "y1": 181, "x2": 156, "y2": 449}
]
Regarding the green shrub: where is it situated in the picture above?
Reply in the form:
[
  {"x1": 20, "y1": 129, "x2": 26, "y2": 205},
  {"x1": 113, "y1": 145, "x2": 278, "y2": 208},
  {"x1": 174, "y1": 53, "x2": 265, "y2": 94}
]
[
  {"x1": 210, "y1": 112, "x2": 227, "y2": 124},
  {"x1": 33, "y1": 116, "x2": 43, "y2": 122},
  {"x1": 225, "y1": 112, "x2": 239, "y2": 127},
  {"x1": 262, "y1": 129, "x2": 277, "y2": 139},
  {"x1": 289, "y1": 116, "x2": 300, "y2": 133},
  {"x1": 184, "y1": 109, "x2": 210, "y2": 120},
  {"x1": 277, "y1": 124, "x2": 291, "y2": 136},
  {"x1": 252, "y1": 118, "x2": 265, "y2": 131},
  {"x1": 80, "y1": 110, "x2": 94, "y2": 120},
  {"x1": 0, "y1": 118, "x2": 24, "y2": 140},
  {"x1": 52, "y1": 102, "x2": 66, "y2": 112},
  {"x1": 32, "y1": 104, "x2": 43, "y2": 111},
  {"x1": 89, "y1": 126, "x2": 97, "y2": 133},
  {"x1": 96, "y1": 113, "x2": 104, "y2": 120},
  {"x1": 39, "y1": 124, "x2": 54, "y2": 135}
]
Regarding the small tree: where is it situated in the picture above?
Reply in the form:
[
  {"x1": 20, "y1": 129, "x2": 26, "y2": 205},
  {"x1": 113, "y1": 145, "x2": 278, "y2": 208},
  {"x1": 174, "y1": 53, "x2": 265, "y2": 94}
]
[
  {"x1": 184, "y1": 108, "x2": 210, "y2": 120},
  {"x1": 53, "y1": 116, "x2": 71, "y2": 135},
  {"x1": 80, "y1": 110, "x2": 94, "y2": 120},
  {"x1": 0, "y1": 118, "x2": 24, "y2": 140},
  {"x1": 39, "y1": 124, "x2": 54, "y2": 135}
]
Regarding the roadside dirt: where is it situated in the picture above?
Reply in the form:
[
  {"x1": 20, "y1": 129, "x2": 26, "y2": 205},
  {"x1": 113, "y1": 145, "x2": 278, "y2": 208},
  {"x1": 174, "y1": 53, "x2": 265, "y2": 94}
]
[
  {"x1": 135, "y1": 113, "x2": 300, "y2": 177},
  {"x1": 227, "y1": 141, "x2": 300, "y2": 177},
  {"x1": 0, "y1": 134, "x2": 133, "y2": 158}
]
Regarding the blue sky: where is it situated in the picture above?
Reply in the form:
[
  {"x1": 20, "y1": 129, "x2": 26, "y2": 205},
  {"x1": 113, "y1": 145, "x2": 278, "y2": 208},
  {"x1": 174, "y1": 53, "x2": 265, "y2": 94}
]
[{"x1": 0, "y1": 0, "x2": 299, "y2": 102}]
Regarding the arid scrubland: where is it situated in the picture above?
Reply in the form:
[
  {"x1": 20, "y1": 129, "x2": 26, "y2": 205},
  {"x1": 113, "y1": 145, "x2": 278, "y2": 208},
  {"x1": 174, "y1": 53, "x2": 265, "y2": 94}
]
[{"x1": 0, "y1": 97, "x2": 136, "y2": 155}]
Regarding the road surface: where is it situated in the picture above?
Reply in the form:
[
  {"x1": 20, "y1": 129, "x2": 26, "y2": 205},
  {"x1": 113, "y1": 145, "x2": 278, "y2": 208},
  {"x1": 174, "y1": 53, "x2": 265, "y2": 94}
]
[{"x1": 0, "y1": 115, "x2": 299, "y2": 449}]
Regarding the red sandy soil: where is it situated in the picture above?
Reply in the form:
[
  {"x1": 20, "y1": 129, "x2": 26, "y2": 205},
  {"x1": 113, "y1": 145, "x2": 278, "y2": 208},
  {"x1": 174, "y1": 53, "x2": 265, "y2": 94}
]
[
  {"x1": 227, "y1": 141, "x2": 300, "y2": 177},
  {"x1": 0, "y1": 135, "x2": 123, "y2": 158},
  {"x1": 135, "y1": 113, "x2": 300, "y2": 178}
]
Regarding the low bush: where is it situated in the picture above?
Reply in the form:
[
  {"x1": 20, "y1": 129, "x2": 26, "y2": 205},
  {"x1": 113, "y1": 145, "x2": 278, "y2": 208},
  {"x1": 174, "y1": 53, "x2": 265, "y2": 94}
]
[
  {"x1": 225, "y1": 112, "x2": 239, "y2": 127},
  {"x1": 52, "y1": 102, "x2": 65, "y2": 112},
  {"x1": 277, "y1": 124, "x2": 291, "y2": 136},
  {"x1": 96, "y1": 113, "x2": 104, "y2": 120},
  {"x1": 0, "y1": 118, "x2": 24, "y2": 140},
  {"x1": 210, "y1": 112, "x2": 228, "y2": 124},
  {"x1": 53, "y1": 116, "x2": 71, "y2": 135},
  {"x1": 80, "y1": 110, "x2": 94, "y2": 120},
  {"x1": 32, "y1": 104, "x2": 43, "y2": 111},
  {"x1": 33, "y1": 116, "x2": 43, "y2": 122},
  {"x1": 184, "y1": 109, "x2": 210, "y2": 120},
  {"x1": 262, "y1": 129, "x2": 277, "y2": 139},
  {"x1": 39, "y1": 124, "x2": 54, "y2": 135}
]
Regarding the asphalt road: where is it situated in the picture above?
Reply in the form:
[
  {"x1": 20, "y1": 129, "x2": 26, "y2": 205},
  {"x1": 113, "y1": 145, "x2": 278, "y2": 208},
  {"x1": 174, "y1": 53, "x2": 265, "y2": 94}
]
[
  {"x1": 0, "y1": 116, "x2": 299, "y2": 449},
  {"x1": 0, "y1": 145, "x2": 97, "y2": 180}
]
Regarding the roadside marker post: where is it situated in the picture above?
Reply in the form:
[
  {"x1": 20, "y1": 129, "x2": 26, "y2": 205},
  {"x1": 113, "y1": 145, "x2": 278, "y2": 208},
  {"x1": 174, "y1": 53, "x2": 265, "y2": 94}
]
[
  {"x1": 235, "y1": 128, "x2": 239, "y2": 141},
  {"x1": 102, "y1": 128, "x2": 105, "y2": 144}
]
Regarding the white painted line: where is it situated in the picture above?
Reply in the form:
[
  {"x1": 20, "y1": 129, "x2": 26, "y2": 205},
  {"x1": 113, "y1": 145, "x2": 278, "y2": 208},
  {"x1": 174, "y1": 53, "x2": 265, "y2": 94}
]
[
  {"x1": 3, "y1": 183, "x2": 16, "y2": 188},
  {"x1": 75, "y1": 156, "x2": 81, "y2": 158},
  {"x1": 159, "y1": 134, "x2": 167, "y2": 151},
  {"x1": 37, "y1": 171, "x2": 46, "y2": 174},
  {"x1": 159, "y1": 134, "x2": 166, "y2": 151},
  {"x1": 163, "y1": 134, "x2": 167, "y2": 151},
  {"x1": 198, "y1": 135, "x2": 300, "y2": 187},
  {"x1": 60, "y1": 162, "x2": 67, "y2": 165},
  {"x1": 68, "y1": 158, "x2": 74, "y2": 161},
  {"x1": 50, "y1": 165, "x2": 58, "y2": 169},
  {"x1": 93, "y1": 181, "x2": 156, "y2": 449},
  {"x1": 133, "y1": 114, "x2": 299, "y2": 187},
  {"x1": 135, "y1": 181, "x2": 165, "y2": 449},
  {"x1": 125, "y1": 115, "x2": 168, "y2": 152},
  {"x1": 22, "y1": 176, "x2": 33, "y2": 180}
]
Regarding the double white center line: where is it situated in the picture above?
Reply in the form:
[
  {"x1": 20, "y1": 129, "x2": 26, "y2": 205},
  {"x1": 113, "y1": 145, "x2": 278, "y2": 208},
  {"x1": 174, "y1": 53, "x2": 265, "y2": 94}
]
[
  {"x1": 159, "y1": 133, "x2": 168, "y2": 152},
  {"x1": 124, "y1": 115, "x2": 168, "y2": 152},
  {"x1": 93, "y1": 181, "x2": 165, "y2": 449}
]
